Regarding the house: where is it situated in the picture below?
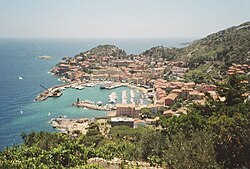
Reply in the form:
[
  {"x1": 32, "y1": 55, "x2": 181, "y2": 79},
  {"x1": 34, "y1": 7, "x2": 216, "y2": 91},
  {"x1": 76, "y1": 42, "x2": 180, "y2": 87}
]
[
  {"x1": 181, "y1": 87, "x2": 193, "y2": 100},
  {"x1": 189, "y1": 91, "x2": 205, "y2": 100},
  {"x1": 110, "y1": 117, "x2": 134, "y2": 128},
  {"x1": 147, "y1": 104, "x2": 163, "y2": 115},
  {"x1": 116, "y1": 104, "x2": 139, "y2": 117},
  {"x1": 157, "y1": 97, "x2": 167, "y2": 105},
  {"x1": 165, "y1": 93, "x2": 178, "y2": 106}
]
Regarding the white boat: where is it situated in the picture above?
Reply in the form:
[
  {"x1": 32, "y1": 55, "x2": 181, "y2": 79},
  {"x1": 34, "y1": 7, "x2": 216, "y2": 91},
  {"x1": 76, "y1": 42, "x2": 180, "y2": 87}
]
[
  {"x1": 122, "y1": 98, "x2": 127, "y2": 104},
  {"x1": 140, "y1": 99, "x2": 144, "y2": 105},
  {"x1": 130, "y1": 98, "x2": 134, "y2": 104},
  {"x1": 20, "y1": 110, "x2": 23, "y2": 114},
  {"x1": 85, "y1": 83, "x2": 95, "y2": 87},
  {"x1": 48, "y1": 112, "x2": 51, "y2": 116},
  {"x1": 18, "y1": 76, "x2": 23, "y2": 80},
  {"x1": 109, "y1": 92, "x2": 117, "y2": 104},
  {"x1": 130, "y1": 90, "x2": 135, "y2": 98},
  {"x1": 75, "y1": 85, "x2": 85, "y2": 90},
  {"x1": 60, "y1": 87, "x2": 66, "y2": 91},
  {"x1": 109, "y1": 100, "x2": 116, "y2": 104},
  {"x1": 96, "y1": 101, "x2": 102, "y2": 106}
]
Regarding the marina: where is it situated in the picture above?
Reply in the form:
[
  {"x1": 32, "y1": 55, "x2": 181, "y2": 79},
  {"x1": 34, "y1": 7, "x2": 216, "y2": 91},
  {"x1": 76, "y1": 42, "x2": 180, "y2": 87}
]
[{"x1": 35, "y1": 82, "x2": 148, "y2": 102}]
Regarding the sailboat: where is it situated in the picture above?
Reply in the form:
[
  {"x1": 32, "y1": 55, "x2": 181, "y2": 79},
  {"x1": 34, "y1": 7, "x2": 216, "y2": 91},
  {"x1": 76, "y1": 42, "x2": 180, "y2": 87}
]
[{"x1": 18, "y1": 76, "x2": 23, "y2": 80}]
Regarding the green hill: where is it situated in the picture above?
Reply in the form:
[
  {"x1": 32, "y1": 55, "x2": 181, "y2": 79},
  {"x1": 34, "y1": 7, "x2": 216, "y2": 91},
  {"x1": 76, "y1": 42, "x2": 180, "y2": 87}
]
[
  {"x1": 142, "y1": 21, "x2": 250, "y2": 67},
  {"x1": 75, "y1": 45, "x2": 127, "y2": 59},
  {"x1": 183, "y1": 21, "x2": 250, "y2": 66}
]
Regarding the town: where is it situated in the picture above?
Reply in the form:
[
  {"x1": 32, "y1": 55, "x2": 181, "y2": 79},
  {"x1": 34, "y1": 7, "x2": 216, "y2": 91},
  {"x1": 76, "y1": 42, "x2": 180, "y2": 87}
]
[{"x1": 47, "y1": 45, "x2": 250, "y2": 132}]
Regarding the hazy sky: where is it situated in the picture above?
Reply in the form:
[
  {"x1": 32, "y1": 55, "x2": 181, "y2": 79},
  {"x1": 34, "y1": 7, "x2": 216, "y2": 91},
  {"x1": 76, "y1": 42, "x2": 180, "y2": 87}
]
[{"x1": 0, "y1": 0, "x2": 249, "y2": 38}]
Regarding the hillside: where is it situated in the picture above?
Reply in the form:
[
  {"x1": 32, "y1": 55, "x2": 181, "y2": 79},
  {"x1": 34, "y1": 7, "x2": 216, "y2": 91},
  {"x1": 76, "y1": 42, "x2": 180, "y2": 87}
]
[
  {"x1": 142, "y1": 22, "x2": 250, "y2": 67},
  {"x1": 75, "y1": 45, "x2": 127, "y2": 59},
  {"x1": 142, "y1": 46, "x2": 180, "y2": 60},
  {"x1": 183, "y1": 21, "x2": 250, "y2": 66}
]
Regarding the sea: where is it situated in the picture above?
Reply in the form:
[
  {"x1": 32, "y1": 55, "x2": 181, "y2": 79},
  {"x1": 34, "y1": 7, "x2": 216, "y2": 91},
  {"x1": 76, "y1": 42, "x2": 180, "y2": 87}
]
[{"x1": 0, "y1": 38, "x2": 194, "y2": 150}]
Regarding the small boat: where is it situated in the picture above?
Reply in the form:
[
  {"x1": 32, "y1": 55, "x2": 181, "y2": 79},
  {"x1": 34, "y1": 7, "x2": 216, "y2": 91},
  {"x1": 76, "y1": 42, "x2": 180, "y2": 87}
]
[
  {"x1": 58, "y1": 115, "x2": 67, "y2": 118},
  {"x1": 140, "y1": 99, "x2": 144, "y2": 105},
  {"x1": 130, "y1": 98, "x2": 134, "y2": 104},
  {"x1": 18, "y1": 76, "x2": 23, "y2": 80},
  {"x1": 109, "y1": 100, "x2": 116, "y2": 104},
  {"x1": 75, "y1": 86, "x2": 85, "y2": 90},
  {"x1": 130, "y1": 90, "x2": 135, "y2": 98},
  {"x1": 48, "y1": 112, "x2": 51, "y2": 116},
  {"x1": 85, "y1": 83, "x2": 95, "y2": 87},
  {"x1": 60, "y1": 87, "x2": 66, "y2": 91},
  {"x1": 96, "y1": 101, "x2": 103, "y2": 106},
  {"x1": 20, "y1": 110, "x2": 23, "y2": 114}
]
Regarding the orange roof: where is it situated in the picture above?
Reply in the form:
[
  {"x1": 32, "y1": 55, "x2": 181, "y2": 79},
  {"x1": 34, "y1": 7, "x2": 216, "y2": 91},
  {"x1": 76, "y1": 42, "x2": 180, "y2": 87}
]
[
  {"x1": 166, "y1": 93, "x2": 178, "y2": 100},
  {"x1": 172, "y1": 89, "x2": 182, "y2": 93},
  {"x1": 163, "y1": 110, "x2": 175, "y2": 115}
]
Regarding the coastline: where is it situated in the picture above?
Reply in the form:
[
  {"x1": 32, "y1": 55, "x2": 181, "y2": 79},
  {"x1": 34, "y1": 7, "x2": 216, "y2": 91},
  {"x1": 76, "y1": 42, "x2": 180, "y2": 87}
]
[{"x1": 50, "y1": 117, "x2": 90, "y2": 135}]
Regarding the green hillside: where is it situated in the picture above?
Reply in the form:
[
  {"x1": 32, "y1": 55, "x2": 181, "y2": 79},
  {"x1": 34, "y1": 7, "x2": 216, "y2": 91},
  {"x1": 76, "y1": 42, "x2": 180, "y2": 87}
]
[
  {"x1": 75, "y1": 45, "x2": 127, "y2": 59},
  {"x1": 183, "y1": 21, "x2": 250, "y2": 66},
  {"x1": 142, "y1": 22, "x2": 250, "y2": 67}
]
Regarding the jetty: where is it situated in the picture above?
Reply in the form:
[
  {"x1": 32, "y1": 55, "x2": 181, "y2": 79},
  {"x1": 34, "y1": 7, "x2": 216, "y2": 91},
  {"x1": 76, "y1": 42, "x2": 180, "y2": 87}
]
[
  {"x1": 35, "y1": 81, "x2": 98, "y2": 101},
  {"x1": 35, "y1": 83, "x2": 73, "y2": 101},
  {"x1": 100, "y1": 83, "x2": 126, "y2": 90},
  {"x1": 73, "y1": 100, "x2": 115, "y2": 111}
]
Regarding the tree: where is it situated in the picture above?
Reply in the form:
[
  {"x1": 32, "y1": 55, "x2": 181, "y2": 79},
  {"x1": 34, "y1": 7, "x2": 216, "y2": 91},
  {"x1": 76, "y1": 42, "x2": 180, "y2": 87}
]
[
  {"x1": 164, "y1": 131, "x2": 221, "y2": 169},
  {"x1": 140, "y1": 108, "x2": 152, "y2": 118},
  {"x1": 217, "y1": 75, "x2": 249, "y2": 106}
]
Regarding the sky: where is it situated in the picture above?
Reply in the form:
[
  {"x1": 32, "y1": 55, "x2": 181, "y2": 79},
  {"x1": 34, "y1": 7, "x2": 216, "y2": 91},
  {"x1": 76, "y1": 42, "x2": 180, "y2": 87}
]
[{"x1": 0, "y1": 0, "x2": 249, "y2": 39}]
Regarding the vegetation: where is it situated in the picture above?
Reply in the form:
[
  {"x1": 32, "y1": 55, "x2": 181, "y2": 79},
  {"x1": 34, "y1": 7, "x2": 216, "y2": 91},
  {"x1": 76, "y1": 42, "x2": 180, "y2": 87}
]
[{"x1": 142, "y1": 46, "x2": 179, "y2": 60}]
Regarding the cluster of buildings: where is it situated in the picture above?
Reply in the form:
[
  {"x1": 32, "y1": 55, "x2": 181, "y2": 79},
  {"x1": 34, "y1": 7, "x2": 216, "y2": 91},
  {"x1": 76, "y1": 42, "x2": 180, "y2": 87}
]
[
  {"x1": 51, "y1": 50, "x2": 190, "y2": 84},
  {"x1": 110, "y1": 78, "x2": 219, "y2": 127},
  {"x1": 153, "y1": 79, "x2": 217, "y2": 106},
  {"x1": 227, "y1": 63, "x2": 250, "y2": 75}
]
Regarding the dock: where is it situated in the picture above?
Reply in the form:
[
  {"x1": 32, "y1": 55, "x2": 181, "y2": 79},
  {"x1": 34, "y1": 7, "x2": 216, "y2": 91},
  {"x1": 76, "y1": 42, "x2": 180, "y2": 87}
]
[
  {"x1": 100, "y1": 83, "x2": 126, "y2": 90},
  {"x1": 72, "y1": 101, "x2": 115, "y2": 111},
  {"x1": 35, "y1": 83, "x2": 72, "y2": 101}
]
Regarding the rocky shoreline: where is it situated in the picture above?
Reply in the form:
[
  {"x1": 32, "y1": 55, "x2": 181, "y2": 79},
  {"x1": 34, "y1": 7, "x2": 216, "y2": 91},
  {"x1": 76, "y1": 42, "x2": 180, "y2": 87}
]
[{"x1": 50, "y1": 117, "x2": 90, "y2": 136}]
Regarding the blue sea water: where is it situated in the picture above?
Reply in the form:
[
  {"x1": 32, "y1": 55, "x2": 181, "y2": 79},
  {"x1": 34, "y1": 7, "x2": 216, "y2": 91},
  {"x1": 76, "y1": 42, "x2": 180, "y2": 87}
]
[{"x1": 0, "y1": 38, "x2": 194, "y2": 150}]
